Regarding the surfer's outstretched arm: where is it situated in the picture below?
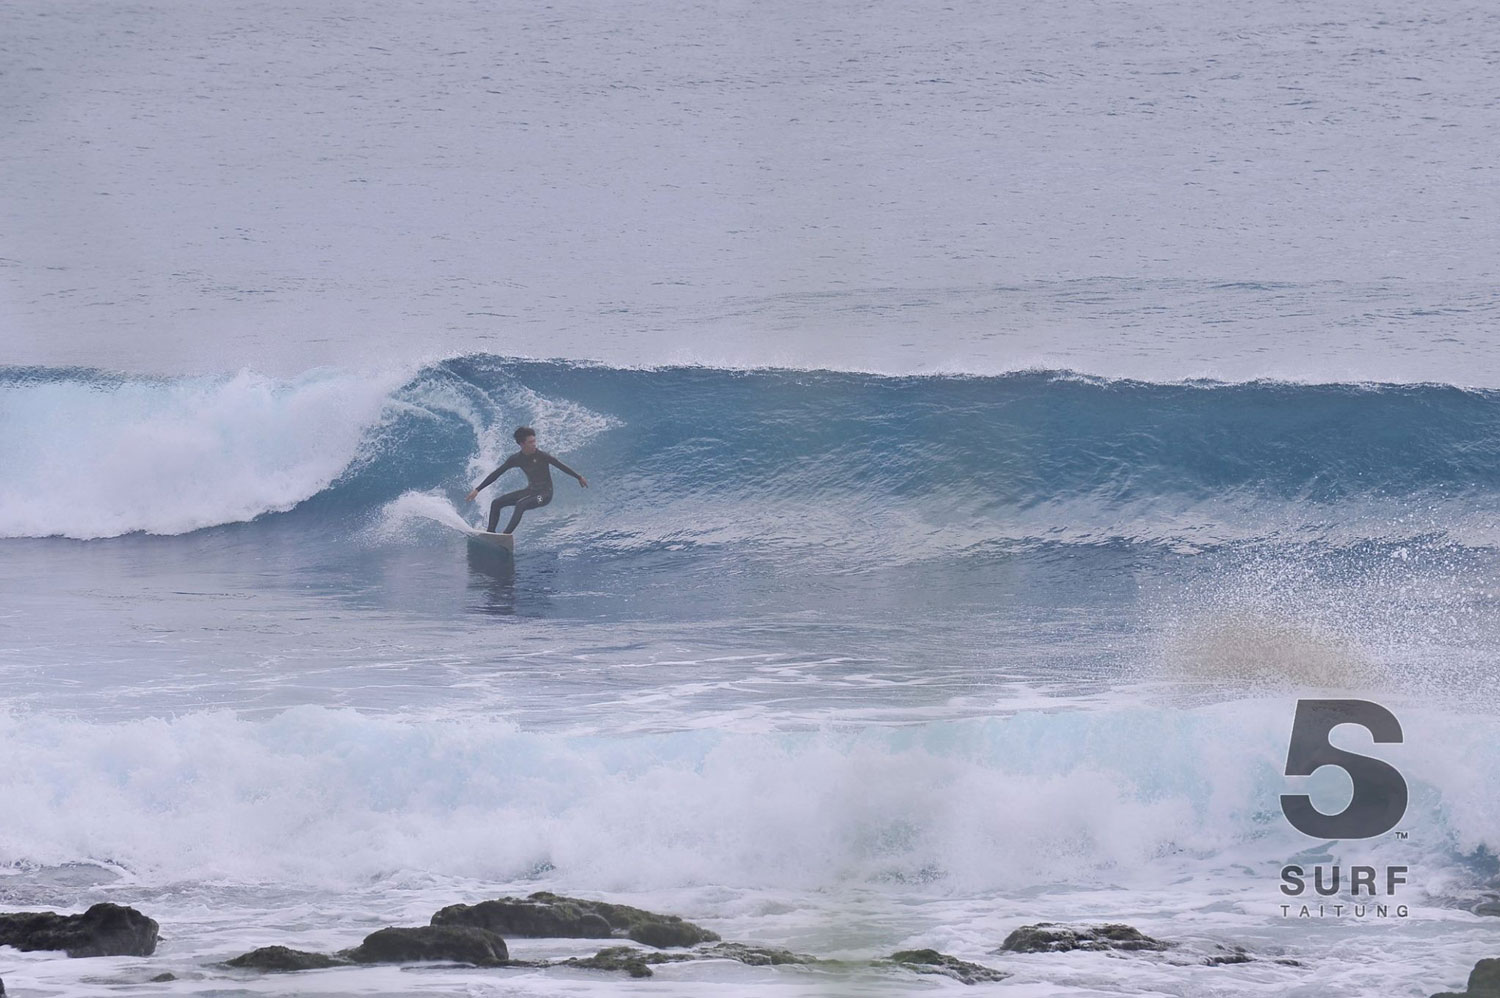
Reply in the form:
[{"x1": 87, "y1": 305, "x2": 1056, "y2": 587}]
[
  {"x1": 466, "y1": 455, "x2": 519, "y2": 502},
  {"x1": 547, "y1": 454, "x2": 589, "y2": 488}
]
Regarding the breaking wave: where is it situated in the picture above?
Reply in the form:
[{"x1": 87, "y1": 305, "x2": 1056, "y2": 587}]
[{"x1": 5, "y1": 358, "x2": 1500, "y2": 555}]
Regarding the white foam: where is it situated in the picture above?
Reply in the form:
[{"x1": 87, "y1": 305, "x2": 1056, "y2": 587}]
[
  {"x1": 0, "y1": 369, "x2": 402, "y2": 539},
  {"x1": 460, "y1": 384, "x2": 621, "y2": 490},
  {"x1": 0, "y1": 700, "x2": 1488, "y2": 894},
  {"x1": 375, "y1": 489, "x2": 477, "y2": 537}
]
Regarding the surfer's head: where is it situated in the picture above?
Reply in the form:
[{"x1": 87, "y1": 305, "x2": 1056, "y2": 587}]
[{"x1": 514, "y1": 426, "x2": 538, "y2": 452}]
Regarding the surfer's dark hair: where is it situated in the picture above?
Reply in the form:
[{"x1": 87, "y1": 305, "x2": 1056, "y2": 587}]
[{"x1": 514, "y1": 426, "x2": 536, "y2": 445}]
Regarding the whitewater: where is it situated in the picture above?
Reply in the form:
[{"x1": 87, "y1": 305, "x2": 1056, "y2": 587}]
[{"x1": 5, "y1": 0, "x2": 1500, "y2": 996}]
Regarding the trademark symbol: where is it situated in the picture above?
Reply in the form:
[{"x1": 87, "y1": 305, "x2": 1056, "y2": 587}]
[{"x1": 1396, "y1": 831, "x2": 1409, "y2": 840}]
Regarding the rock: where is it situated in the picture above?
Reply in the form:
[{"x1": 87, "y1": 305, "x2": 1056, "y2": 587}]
[
  {"x1": 0, "y1": 903, "x2": 159, "y2": 957},
  {"x1": 149, "y1": 973, "x2": 178, "y2": 982},
  {"x1": 630, "y1": 918, "x2": 717, "y2": 948},
  {"x1": 1472, "y1": 961, "x2": 1500, "y2": 997},
  {"x1": 563, "y1": 945, "x2": 696, "y2": 979},
  {"x1": 998, "y1": 922, "x2": 1168, "y2": 954},
  {"x1": 1432, "y1": 957, "x2": 1500, "y2": 998},
  {"x1": 887, "y1": 949, "x2": 1009, "y2": 984},
  {"x1": 432, "y1": 892, "x2": 718, "y2": 948},
  {"x1": 553, "y1": 940, "x2": 816, "y2": 977},
  {"x1": 433, "y1": 897, "x2": 611, "y2": 939},
  {"x1": 226, "y1": 945, "x2": 353, "y2": 972},
  {"x1": 343, "y1": 926, "x2": 509, "y2": 966},
  {"x1": 1204, "y1": 945, "x2": 1252, "y2": 967},
  {"x1": 700, "y1": 942, "x2": 817, "y2": 966}
]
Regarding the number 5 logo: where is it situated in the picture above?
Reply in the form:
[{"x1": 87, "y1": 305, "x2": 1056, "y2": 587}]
[{"x1": 1281, "y1": 699, "x2": 1408, "y2": 838}]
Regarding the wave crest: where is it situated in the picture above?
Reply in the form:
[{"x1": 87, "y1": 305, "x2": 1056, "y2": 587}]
[{"x1": 5, "y1": 358, "x2": 1500, "y2": 551}]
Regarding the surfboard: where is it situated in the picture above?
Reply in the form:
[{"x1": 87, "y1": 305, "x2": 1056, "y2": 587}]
[
  {"x1": 466, "y1": 528, "x2": 515, "y2": 576},
  {"x1": 466, "y1": 529, "x2": 515, "y2": 554}
]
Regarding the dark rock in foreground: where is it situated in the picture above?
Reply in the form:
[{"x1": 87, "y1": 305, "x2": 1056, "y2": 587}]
[
  {"x1": 0, "y1": 903, "x2": 159, "y2": 957},
  {"x1": 999, "y1": 922, "x2": 1169, "y2": 954},
  {"x1": 1204, "y1": 945, "x2": 1252, "y2": 966},
  {"x1": 344, "y1": 926, "x2": 509, "y2": 966},
  {"x1": 1433, "y1": 957, "x2": 1500, "y2": 998},
  {"x1": 224, "y1": 936, "x2": 806, "y2": 979},
  {"x1": 631, "y1": 917, "x2": 717, "y2": 948},
  {"x1": 433, "y1": 892, "x2": 719, "y2": 948},
  {"x1": 561, "y1": 941, "x2": 819, "y2": 978},
  {"x1": 226, "y1": 946, "x2": 353, "y2": 972},
  {"x1": 701, "y1": 942, "x2": 817, "y2": 966},
  {"x1": 887, "y1": 949, "x2": 1009, "y2": 984},
  {"x1": 563, "y1": 945, "x2": 696, "y2": 979},
  {"x1": 434, "y1": 895, "x2": 609, "y2": 939}
]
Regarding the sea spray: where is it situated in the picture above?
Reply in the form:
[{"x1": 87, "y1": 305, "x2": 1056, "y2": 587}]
[{"x1": 0, "y1": 701, "x2": 1492, "y2": 894}]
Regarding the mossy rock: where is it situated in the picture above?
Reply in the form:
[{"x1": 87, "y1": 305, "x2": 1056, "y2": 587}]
[
  {"x1": 343, "y1": 925, "x2": 509, "y2": 966},
  {"x1": 563, "y1": 945, "x2": 696, "y2": 978},
  {"x1": 433, "y1": 892, "x2": 718, "y2": 948},
  {"x1": 887, "y1": 949, "x2": 1009, "y2": 984},
  {"x1": 226, "y1": 946, "x2": 352, "y2": 972},
  {"x1": 700, "y1": 941, "x2": 817, "y2": 966},
  {"x1": 999, "y1": 922, "x2": 1168, "y2": 954}
]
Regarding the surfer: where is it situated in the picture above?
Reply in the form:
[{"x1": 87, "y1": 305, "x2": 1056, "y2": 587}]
[{"x1": 465, "y1": 427, "x2": 589, "y2": 533}]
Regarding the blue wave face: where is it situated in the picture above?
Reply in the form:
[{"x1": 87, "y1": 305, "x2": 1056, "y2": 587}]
[
  {"x1": 420, "y1": 359, "x2": 1500, "y2": 498},
  {"x1": 6, "y1": 357, "x2": 1500, "y2": 551},
  {"x1": 341, "y1": 358, "x2": 1500, "y2": 557}
]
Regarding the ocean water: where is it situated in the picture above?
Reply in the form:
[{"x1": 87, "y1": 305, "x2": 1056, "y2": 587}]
[{"x1": 5, "y1": 1, "x2": 1500, "y2": 996}]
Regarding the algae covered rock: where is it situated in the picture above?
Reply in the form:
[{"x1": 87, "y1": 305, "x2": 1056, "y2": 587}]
[
  {"x1": 226, "y1": 945, "x2": 352, "y2": 972},
  {"x1": 562, "y1": 945, "x2": 696, "y2": 978},
  {"x1": 343, "y1": 925, "x2": 509, "y2": 966},
  {"x1": 999, "y1": 922, "x2": 1168, "y2": 954},
  {"x1": 887, "y1": 949, "x2": 1009, "y2": 984},
  {"x1": 1204, "y1": 944, "x2": 1252, "y2": 966},
  {"x1": 701, "y1": 941, "x2": 817, "y2": 966},
  {"x1": 433, "y1": 896, "x2": 611, "y2": 939},
  {"x1": 433, "y1": 892, "x2": 718, "y2": 948}
]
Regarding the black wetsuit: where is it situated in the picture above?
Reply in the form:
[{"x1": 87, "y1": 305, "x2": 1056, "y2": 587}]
[{"x1": 476, "y1": 449, "x2": 583, "y2": 533}]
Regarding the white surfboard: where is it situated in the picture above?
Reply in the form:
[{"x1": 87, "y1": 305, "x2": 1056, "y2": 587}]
[{"x1": 466, "y1": 529, "x2": 515, "y2": 554}]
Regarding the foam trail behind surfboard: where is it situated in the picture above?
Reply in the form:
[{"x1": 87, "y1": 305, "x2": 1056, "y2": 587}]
[{"x1": 376, "y1": 491, "x2": 480, "y2": 537}]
